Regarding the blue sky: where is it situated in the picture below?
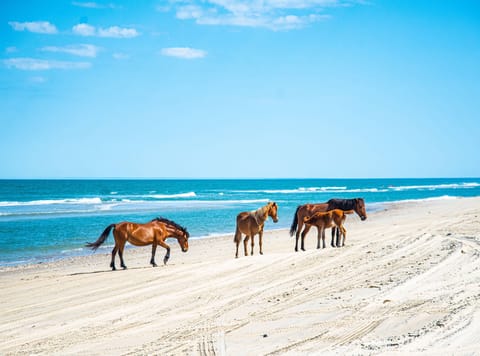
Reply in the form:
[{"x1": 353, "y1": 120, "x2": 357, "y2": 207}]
[{"x1": 1, "y1": 0, "x2": 479, "y2": 178}]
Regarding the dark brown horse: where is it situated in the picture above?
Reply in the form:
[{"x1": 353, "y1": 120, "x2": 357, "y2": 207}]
[
  {"x1": 302, "y1": 209, "x2": 353, "y2": 250},
  {"x1": 86, "y1": 217, "x2": 189, "y2": 270},
  {"x1": 234, "y1": 202, "x2": 278, "y2": 258},
  {"x1": 290, "y1": 198, "x2": 367, "y2": 251}
]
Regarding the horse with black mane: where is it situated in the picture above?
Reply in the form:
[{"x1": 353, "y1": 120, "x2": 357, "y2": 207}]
[
  {"x1": 290, "y1": 198, "x2": 367, "y2": 252},
  {"x1": 86, "y1": 217, "x2": 189, "y2": 270}
]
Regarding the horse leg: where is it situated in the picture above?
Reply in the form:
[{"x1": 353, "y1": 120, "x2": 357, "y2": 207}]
[
  {"x1": 331, "y1": 227, "x2": 336, "y2": 247},
  {"x1": 235, "y1": 237, "x2": 241, "y2": 258},
  {"x1": 243, "y1": 235, "x2": 250, "y2": 256},
  {"x1": 250, "y1": 234, "x2": 255, "y2": 256},
  {"x1": 295, "y1": 219, "x2": 304, "y2": 252},
  {"x1": 156, "y1": 240, "x2": 171, "y2": 265},
  {"x1": 150, "y1": 242, "x2": 158, "y2": 267},
  {"x1": 340, "y1": 226, "x2": 347, "y2": 247},
  {"x1": 259, "y1": 230, "x2": 264, "y2": 255},
  {"x1": 301, "y1": 225, "x2": 311, "y2": 251},
  {"x1": 234, "y1": 227, "x2": 242, "y2": 258},
  {"x1": 322, "y1": 227, "x2": 326, "y2": 249},
  {"x1": 110, "y1": 245, "x2": 118, "y2": 271},
  {"x1": 118, "y1": 241, "x2": 127, "y2": 269},
  {"x1": 316, "y1": 227, "x2": 321, "y2": 249},
  {"x1": 336, "y1": 227, "x2": 341, "y2": 247}
]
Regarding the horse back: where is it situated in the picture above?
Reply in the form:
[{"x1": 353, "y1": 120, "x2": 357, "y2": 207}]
[
  {"x1": 298, "y1": 203, "x2": 329, "y2": 218},
  {"x1": 236, "y1": 211, "x2": 261, "y2": 234},
  {"x1": 115, "y1": 221, "x2": 160, "y2": 245}
]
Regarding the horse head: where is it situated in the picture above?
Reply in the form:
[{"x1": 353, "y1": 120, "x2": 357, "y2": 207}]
[
  {"x1": 268, "y1": 202, "x2": 279, "y2": 223},
  {"x1": 355, "y1": 198, "x2": 367, "y2": 221},
  {"x1": 154, "y1": 217, "x2": 190, "y2": 252},
  {"x1": 178, "y1": 228, "x2": 189, "y2": 252}
]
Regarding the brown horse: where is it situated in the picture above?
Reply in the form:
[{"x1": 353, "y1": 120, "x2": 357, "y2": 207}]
[
  {"x1": 86, "y1": 217, "x2": 189, "y2": 270},
  {"x1": 302, "y1": 209, "x2": 353, "y2": 251},
  {"x1": 290, "y1": 198, "x2": 367, "y2": 251},
  {"x1": 234, "y1": 202, "x2": 278, "y2": 258}
]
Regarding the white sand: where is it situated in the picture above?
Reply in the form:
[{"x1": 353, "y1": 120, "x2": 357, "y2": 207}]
[{"x1": 1, "y1": 197, "x2": 479, "y2": 355}]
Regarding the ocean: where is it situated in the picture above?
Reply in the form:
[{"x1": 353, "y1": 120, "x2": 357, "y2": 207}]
[{"x1": 1, "y1": 178, "x2": 479, "y2": 267}]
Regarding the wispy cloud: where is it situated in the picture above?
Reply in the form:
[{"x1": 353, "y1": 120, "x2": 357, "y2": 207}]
[
  {"x1": 6, "y1": 46, "x2": 18, "y2": 53},
  {"x1": 4, "y1": 58, "x2": 91, "y2": 70},
  {"x1": 98, "y1": 26, "x2": 139, "y2": 38},
  {"x1": 41, "y1": 44, "x2": 101, "y2": 58},
  {"x1": 72, "y1": 24, "x2": 140, "y2": 38},
  {"x1": 112, "y1": 52, "x2": 130, "y2": 60},
  {"x1": 165, "y1": 0, "x2": 363, "y2": 30},
  {"x1": 161, "y1": 47, "x2": 207, "y2": 59},
  {"x1": 8, "y1": 21, "x2": 58, "y2": 34},
  {"x1": 72, "y1": 1, "x2": 119, "y2": 9},
  {"x1": 29, "y1": 76, "x2": 47, "y2": 83}
]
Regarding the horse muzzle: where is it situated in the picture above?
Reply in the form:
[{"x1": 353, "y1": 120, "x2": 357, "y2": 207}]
[
  {"x1": 361, "y1": 216, "x2": 367, "y2": 221},
  {"x1": 273, "y1": 218, "x2": 279, "y2": 223},
  {"x1": 182, "y1": 247, "x2": 188, "y2": 253}
]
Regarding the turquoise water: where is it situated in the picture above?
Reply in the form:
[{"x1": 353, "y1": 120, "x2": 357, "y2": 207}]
[{"x1": 1, "y1": 178, "x2": 479, "y2": 266}]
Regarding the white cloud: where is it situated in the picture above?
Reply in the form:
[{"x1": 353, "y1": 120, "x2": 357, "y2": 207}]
[
  {"x1": 41, "y1": 44, "x2": 101, "y2": 57},
  {"x1": 72, "y1": 1, "x2": 119, "y2": 8},
  {"x1": 30, "y1": 76, "x2": 47, "y2": 83},
  {"x1": 167, "y1": 0, "x2": 363, "y2": 30},
  {"x1": 72, "y1": 24, "x2": 140, "y2": 38},
  {"x1": 112, "y1": 52, "x2": 130, "y2": 60},
  {"x1": 4, "y1": 58, "x2": 91, "y2": 70},
  {"x1": 8, "y1": 21, "x2": 58, "y2": 34},
  {"x1": 72, "y1": 23, "x2": 96, "y2": 36},
  {"x1": 161, "y1": 47, "x2": 207, "y2": 59},
  {"x1": 98, "y1": 26, "x2": 139, "y2": 38}
]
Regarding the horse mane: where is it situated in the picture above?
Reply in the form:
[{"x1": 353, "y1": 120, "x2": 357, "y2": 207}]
[
  {"x1": 327, "y1": 198, "x2": 357, "y2": 211},
  {"x1": 151, "y1": 217, "x2": 189, "y2": 237}
]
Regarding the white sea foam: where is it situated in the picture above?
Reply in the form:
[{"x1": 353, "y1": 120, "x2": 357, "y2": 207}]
[
  {"x1": 231, "y1": 186, "x2": 385, "y2": 194},
  {"x1": 390, "y1": 182, "x2": 479, "y2": 191},
  {"x1": 0, "y1": 197, "x2": 103, "y2": 207},
  {"x1": 148, "y1": 192, "x2": 197, "y2": 199}
]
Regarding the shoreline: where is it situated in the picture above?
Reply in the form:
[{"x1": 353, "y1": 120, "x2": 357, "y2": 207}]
[
  {"x1": 1, "y1": 196, "x2": 479, "y2": 354},
  {"x1": 0, "y1": 195, "x2": 473, "y2": 269}
]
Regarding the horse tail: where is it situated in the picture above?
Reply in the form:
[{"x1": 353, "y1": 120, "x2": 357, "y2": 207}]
[
  {"x1": 289, "y1": 206, "x2": 301, "y2": 236},
  {"x1": 86, "y1": 224, "x2": 115, "y2": 251},
  {"x1": 234, "y1": 224, "x2": 242, "y2": 244}
]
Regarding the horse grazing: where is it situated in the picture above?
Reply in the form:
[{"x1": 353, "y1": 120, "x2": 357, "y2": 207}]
[
  {"x1": 86, "y1": 217, "x2": 189, "y2": 270},
  {"x1": 234, "y1": 202, "x2": 279, "y2": 258},
  {"x1": 301, "y1": 209, "x2": 353, "y2": 251},
  {"x1": 290, "y1": 198, "x2": 367, "y2": 251}
]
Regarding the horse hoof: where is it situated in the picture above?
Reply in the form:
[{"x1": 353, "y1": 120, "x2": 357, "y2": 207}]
[
  {"x1": 260, "y1": 252, "x2": 263, "y2": 255},
  {"x1": 301, "y1": 248, "x2": 306, "y2": 251},
  {"x1": 152, "y1": 263, "x2": 158, "y2": 267},
  {"x1": 122, "y1": 266, "x2": 127, "y2": 270}
]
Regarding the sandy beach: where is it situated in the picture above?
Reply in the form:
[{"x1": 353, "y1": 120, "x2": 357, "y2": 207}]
[{"x1": 1, "y1": 197, "x2": 479, "y2": 355}]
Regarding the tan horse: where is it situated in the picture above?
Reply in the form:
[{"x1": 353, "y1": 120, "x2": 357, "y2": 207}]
[
  {"x1": 290, "y1": 198, "x2": 367, "y2": 251},
  {"x1": 234, "y1": 202, "x2": 278, "y2": 258},
  {"x1": 302, "y1": 209, "x2": 353, "y2": 251},
  {"x1": 86, "y1": 217, "x2": 189, "y2": 270}
]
